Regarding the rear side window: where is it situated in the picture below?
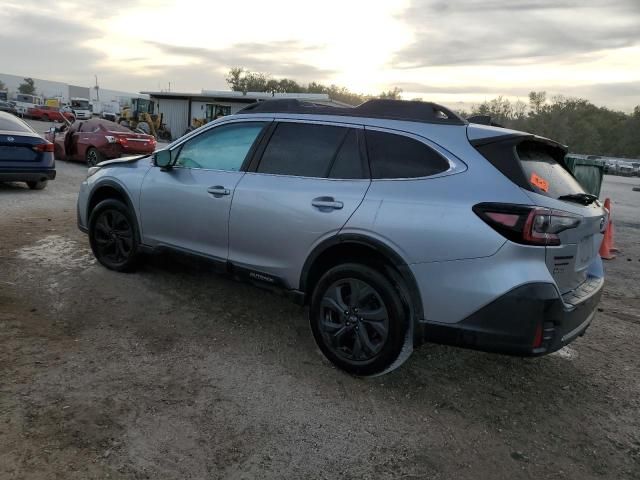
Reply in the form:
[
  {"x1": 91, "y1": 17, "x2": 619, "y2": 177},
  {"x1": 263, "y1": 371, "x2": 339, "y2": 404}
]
[
  {"x1": 517, "y1": 141, "x2": 584, "y2": 198},
  {"x1": 258, "y1": 123, "x2": 348, "y2": 177},
  {"x1": 366, "y1": 130, "x2": 450, "y2": 179},
  {"x1": 0, "y1": 114, "x2": 34, "y2": 133}
]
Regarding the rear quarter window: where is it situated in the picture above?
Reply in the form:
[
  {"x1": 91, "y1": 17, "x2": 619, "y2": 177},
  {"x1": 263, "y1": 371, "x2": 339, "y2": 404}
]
[{"x1": 365, "y1": 130, "x2": 449, "y2": 179}]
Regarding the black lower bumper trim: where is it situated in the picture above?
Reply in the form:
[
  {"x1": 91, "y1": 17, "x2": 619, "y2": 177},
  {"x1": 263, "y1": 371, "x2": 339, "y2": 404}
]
[
  {"x1": 0, "y1": 169, "x2": 56, "y2": 182},
  {"x1": 419, "y1": 279, "x2": 603, "y2": 356}
]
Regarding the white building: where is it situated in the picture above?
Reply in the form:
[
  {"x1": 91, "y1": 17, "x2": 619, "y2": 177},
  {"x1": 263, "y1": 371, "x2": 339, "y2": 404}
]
[
  {"x1": 143, "y1": 90, "x2": 349, "y2": 140},
  {"x1": 0, "y1": 72, "x2": 146, "y2": 107}
]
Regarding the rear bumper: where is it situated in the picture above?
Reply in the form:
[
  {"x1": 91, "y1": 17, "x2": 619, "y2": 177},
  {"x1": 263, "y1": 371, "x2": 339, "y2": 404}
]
[
  {"x1": 0, "y1": 168, "x2": 56, "y2": 182},
  {"x1": 419, "y1": 278, "x2": 603, "y2": 356}
]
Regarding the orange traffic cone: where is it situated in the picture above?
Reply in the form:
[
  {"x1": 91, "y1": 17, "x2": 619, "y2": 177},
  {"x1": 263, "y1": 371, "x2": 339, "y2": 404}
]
[{"x1": 599, "y1": 198, "x2": 616, "y2": 260}]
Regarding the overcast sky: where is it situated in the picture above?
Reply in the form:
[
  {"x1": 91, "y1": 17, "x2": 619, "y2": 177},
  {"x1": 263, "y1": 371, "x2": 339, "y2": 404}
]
[{"x1": 1, "y1": 0, "x2": 638, "y2": 110}]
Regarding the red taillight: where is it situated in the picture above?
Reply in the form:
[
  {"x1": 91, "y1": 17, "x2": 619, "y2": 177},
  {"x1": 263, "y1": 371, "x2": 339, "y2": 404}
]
[
  {"x1": 532, "y1": 322, "x2": 544, "y2": 348},
  {"x1": 474, "y1": 203, "x2": 581, "y2": 246},
  {"x1": 33, "y1": 142, "x2": 54, "y2": 153}
]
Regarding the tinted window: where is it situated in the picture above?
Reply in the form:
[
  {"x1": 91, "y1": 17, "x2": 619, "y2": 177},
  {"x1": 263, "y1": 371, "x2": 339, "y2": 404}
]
[
  {"x1": 366, "y1": 130, "x2": 449, "y2": 179},
  {"x1": 328, "y1": 129, "x2": 367, "y2": 179},
  {"x1": 517, "y1": 141, "x2": 584, "y2": 198},
  {"x1": 175, "y1": 122, "x2": 265, "y2": 171},
  {"x1": 258, "y1": 123, "x2": 348, "y2": 177},
  {"x1": 0, "y1": 114, "x2": 34, "y2": 133}
]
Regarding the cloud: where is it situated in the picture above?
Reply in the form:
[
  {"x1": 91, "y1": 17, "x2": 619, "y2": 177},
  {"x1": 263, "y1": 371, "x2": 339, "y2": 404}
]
[
  {"x1": 146, "y1": 40, "x2": 335, "y2": 83},
  {"x1": 392, "y1": 0, "x2": 640, "y2": 67}
]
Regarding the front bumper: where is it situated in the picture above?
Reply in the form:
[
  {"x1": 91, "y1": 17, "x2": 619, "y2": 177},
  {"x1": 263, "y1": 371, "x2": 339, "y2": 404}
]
[
  {"x1": 419, "y1": 278, "x2": 603, "y2": 356},
  {"x1": 0, "y1": 168, "x2": 56, "y2": 182}
]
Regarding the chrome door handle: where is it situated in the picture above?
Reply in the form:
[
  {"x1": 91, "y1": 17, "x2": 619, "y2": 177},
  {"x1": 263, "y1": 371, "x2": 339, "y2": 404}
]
[
  {"x1": 311, "y1": 197, "x2": 344, "y2": 210},
  {"x1": 207, "y1": 186, "x2": 230, "y2": 196}
]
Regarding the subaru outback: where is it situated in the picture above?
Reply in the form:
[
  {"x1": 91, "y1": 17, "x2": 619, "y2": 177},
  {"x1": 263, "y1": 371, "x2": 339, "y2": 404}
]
[{"x1": 77, "y1": 99, "x2": 605, "y2": 376}]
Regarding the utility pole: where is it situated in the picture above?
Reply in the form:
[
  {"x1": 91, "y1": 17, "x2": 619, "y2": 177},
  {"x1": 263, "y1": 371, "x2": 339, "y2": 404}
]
[{"x1": 94, "y1": 74, "x2": 100, "y2": 102}]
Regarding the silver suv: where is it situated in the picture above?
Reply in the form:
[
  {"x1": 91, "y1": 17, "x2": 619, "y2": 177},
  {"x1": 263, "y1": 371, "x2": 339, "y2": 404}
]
[{"x1": 77, "y1": 99, "x2": 606, "y2": 376}]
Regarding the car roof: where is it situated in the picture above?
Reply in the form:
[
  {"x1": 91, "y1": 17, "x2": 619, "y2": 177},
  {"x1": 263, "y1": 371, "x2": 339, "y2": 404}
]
[{"x1": 236, "y1": 99, "x2": 467, "y2": 126}]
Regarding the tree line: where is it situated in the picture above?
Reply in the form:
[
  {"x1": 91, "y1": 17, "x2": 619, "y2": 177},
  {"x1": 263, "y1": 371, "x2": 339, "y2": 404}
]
[{"x1": 226, "y1": 68, "x2": 640, "y2": 158}]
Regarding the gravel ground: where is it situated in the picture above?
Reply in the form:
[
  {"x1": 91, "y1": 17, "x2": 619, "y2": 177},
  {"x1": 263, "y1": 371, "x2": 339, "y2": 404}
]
[{"x1": 1, "y1": 158, "x2": 639, "y2": 479}]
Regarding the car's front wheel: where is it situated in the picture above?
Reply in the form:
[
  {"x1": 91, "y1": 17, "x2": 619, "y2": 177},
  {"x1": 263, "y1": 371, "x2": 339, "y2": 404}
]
[
  {"x1": 89, "y1": 199, "x2": 140, "y2": 272},
  {"x1": 310, "y1": 263, "x2": 412, "y2": 376}
]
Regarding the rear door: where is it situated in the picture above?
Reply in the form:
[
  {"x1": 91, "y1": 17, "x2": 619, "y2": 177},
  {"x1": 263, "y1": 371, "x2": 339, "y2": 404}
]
[
  {"x1": 516, "y1": 141, "x2": 606, "y2": 294},
  {"x1": 228, "y1": 120, "x2": 370, "y2": 288}
]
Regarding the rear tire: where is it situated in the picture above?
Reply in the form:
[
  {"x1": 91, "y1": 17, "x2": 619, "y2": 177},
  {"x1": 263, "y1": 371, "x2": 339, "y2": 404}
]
[
  {"x1": 89, "y1": 199, "x2": 140, "y2": 272},
  {"x1": 310, "y1": 263, "x2": 412, "y2": 376},
  {"x1": 86, "y1": 147, "x2": 103, "y2": 166},
  {"x1": 26, "y1": 180, "x2": 47, "y2": 190}
]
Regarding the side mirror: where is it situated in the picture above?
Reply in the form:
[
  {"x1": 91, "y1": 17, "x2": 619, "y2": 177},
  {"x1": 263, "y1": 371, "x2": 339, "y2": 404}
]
[{"x1": 154, "y1": 149, "x2": 172, "y2": 169}]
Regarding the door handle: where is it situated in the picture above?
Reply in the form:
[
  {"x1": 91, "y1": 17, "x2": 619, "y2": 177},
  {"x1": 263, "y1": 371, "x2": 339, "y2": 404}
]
[
  {"x1": 207, "y1": 185, "x2": 230, "y2": 197},
  {"x1": 311, "y1": 196, "x2": 344, "y2": 210}
]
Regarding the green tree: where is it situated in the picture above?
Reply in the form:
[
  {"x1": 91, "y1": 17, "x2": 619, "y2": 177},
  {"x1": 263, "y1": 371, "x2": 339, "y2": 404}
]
[
  {"x1": 18, "y1": 77, "x2": 36, "y2": 95},
  {"x1": 379, "y1": 87, "x2": 402, "y2": 100}
]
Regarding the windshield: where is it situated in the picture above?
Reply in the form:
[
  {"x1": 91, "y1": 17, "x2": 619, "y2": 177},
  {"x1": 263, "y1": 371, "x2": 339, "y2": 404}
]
[{"x1": 71, "y1": 99, "x2": 90, "y2": 109}]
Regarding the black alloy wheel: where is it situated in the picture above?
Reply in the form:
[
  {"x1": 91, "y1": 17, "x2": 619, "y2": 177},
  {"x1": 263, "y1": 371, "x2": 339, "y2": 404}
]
[
  {"x1": 89, "y1": 199, "x2": 139, "y2": 272},
  {"x1": 310, "y1": 263, "x2": 411, "y2": 376}
]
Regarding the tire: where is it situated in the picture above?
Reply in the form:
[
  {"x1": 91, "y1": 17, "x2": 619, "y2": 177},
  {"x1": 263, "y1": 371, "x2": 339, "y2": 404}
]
[
  {"x1": 88, "y1": 199, "x2": 140, "y2": 272},
  {"x1": 26, "y1": 180, "x2": 47, "y2": 190},
  {"x1": 86, "y1": 147, "x2": 103, "y2": 167},
  {"x1": 310, "y1": 263, "x2": 412, "y2": 376}
]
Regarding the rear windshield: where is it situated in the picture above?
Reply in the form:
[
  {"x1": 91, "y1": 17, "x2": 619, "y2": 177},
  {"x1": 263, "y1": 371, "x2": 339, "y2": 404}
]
[
  {"x1": 0, "y1": 114, "x2": 34, "y2": 133},
  {"x1": 516, "y1": 141, "x2": 584, "y2": 198}
]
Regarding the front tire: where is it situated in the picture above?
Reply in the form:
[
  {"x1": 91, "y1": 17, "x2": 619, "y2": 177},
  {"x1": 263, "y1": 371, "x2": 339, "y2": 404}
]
[
  {"x1": 89, "y1": 199, "x2": 140, "y2": 272},
  {"x1": 26, "y1": 180, "x2": 47, "y2": 190},
  {"x1": 310, "y1": 263, "x2": 412, "y2": 376},
  {"x1": 86, "y1": 147, "x2": 103, "y2": 166}
]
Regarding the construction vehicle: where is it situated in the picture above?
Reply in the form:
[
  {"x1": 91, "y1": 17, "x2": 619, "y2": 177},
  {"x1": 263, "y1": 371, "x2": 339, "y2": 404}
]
[{"x1": 118, "y1": 98, "x2": 171, "y2": 140}]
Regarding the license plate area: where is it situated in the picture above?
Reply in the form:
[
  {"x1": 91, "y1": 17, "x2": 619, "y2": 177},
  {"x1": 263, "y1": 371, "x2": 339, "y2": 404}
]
[{"x1": 576, "y1": 235, "x2": 595, "y2": 270}]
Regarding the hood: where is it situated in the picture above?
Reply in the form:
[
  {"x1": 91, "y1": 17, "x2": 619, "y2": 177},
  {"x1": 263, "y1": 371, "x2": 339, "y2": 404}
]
[{"x1": 98, "y1": 154, "x2": 150, "y2": 167}]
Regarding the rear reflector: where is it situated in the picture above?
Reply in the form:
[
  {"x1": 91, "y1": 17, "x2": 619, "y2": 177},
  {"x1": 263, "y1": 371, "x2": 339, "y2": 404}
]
[
  {"x1": 474, "y1": 203, "x2": 581, "y2": 246},
  {"x1": 33, "y1": 142, "x2": 54, "y2": 153}
]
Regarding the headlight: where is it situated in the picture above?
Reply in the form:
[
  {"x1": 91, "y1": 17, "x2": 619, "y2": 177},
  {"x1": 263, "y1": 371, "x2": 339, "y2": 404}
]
[{"x1": 87, "y1": 166, "x2": 102, "y2": 178}]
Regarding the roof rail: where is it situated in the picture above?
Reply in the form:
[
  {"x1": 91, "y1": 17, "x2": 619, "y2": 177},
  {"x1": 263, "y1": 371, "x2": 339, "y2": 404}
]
[{"x1": 236, "y1": 99, "x2": 467, "y2": 125}]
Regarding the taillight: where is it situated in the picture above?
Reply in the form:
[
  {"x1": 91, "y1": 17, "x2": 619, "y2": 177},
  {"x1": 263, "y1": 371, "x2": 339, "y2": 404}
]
[
  {"x1": 33, "y1": 142, "x2": 54, "y2": 153},
  {"x1": 474, "y1": 203, "x2": 581, "y2": 246}
]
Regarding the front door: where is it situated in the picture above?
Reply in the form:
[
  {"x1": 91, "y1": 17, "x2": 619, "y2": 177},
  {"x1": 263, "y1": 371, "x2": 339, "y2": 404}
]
[{"x1": 139, "y1": 121, "x2": 269, "y2": 260}]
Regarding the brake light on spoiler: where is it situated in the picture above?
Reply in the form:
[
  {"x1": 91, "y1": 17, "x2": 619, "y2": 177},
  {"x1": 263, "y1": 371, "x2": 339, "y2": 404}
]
[{"x1": 474, "y1": 203, "x2": 581, "y2": 246}]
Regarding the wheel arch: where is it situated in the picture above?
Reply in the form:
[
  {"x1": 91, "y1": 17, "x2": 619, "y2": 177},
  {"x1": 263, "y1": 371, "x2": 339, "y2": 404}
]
[
  {"x1": 300, "y1": 234, "x2": 424, "y2": 324},
  {"x1": 87, "y1": 180, "x2": 140, "y2": 233}
]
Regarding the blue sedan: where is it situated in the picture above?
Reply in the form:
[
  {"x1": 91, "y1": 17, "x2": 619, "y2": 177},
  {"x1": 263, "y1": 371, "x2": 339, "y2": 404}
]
[{"x1": 0, "y1": 111, "x2": 55, "y2": 190}]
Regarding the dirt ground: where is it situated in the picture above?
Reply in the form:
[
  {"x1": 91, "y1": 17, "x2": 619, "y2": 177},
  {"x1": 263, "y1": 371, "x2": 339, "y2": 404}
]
[{"x1": 1, "y1": 159, "x2": 639, "y2": 480}]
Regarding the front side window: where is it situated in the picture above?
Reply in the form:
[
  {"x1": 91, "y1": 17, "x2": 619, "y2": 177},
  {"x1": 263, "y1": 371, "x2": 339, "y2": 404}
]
[
  {"x1": 366, "y1": 130, "x2": 450, "y2": 179},
  {"x1": 257, "y1": 122, "x2": 349, "y2": 178},
  {"x1": 175, "y1": 122, "x2": 266, "y2": 171}
]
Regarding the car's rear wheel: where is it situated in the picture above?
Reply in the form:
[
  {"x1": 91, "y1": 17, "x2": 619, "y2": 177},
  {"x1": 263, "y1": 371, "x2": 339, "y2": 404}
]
[
  {"x1": 86, "y1": 147, "x2": 103, "y2": 166},
  {"x1": 26, "y1": 180, "x2": 47, "y2": 190},
  {"x1": 310, "y1": 263, "x2": 412, "y2": 376},
  {"x1": 89, "y1": 199, "x2": 140, "y2": 272}
]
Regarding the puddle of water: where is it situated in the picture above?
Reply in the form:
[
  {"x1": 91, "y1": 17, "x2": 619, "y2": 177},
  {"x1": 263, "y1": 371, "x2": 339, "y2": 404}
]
[{"x1": 16, "y1": 234, "x2": 95, "y2": 270}]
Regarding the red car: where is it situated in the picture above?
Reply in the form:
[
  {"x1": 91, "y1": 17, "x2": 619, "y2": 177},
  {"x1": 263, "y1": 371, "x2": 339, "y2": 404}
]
[
  {"x1": 46, "y1": 118, "x2": 157, "y2": 166},
  {"x1": 27, "y1": 105, "x2": 75, "y2": 122}
]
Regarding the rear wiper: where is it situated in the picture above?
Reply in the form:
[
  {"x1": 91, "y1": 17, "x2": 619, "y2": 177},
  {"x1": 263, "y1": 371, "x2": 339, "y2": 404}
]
[{"x1": 558, "y1": 193, "x2": 598, "y2": 205}]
